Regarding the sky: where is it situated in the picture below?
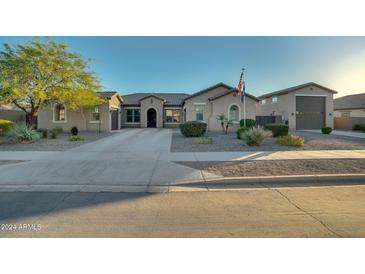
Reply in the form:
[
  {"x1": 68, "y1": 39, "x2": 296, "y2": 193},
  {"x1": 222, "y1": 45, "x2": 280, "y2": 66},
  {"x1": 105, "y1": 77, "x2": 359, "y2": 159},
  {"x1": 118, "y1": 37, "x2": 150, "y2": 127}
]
[{"x1": 0, "y1": 36, "x2": 364, "y2": 98}]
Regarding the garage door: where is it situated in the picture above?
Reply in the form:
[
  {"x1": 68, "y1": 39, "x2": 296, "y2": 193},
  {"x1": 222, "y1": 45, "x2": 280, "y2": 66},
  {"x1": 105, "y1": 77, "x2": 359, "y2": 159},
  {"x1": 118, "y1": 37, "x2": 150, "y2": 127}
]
[{"x1": 296, "y1": 96, "x2": 325, "y2": 130}]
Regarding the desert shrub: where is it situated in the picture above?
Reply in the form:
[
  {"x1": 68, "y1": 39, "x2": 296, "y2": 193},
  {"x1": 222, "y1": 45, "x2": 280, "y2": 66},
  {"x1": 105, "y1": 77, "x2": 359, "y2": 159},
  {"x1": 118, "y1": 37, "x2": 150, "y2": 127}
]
[
  {"x1": 353, "y1": 124, "x2": 365, "y2": 132},
  {"x1": 0, "y1": 119, "x2": 14, "y2": 136},
  {"x1": 179, "y1": 121, "x2": 207, "y2": 137},
  {"x1": 6, "y1": 123, "x2": 41, "y2": 143},
  {"x1": 70, "y1": 126, "x2": 78, "y2": 136},
  {"x1": 276, "y1": 134, "x2": 304, "y2": 147},
  {"x1": 50, "y1": 130, "x2": 57, "y2": 139},
  {"x1": 240, "y1": 128, "x2": 272, "y2": 146},
  {"x1": 264, "y1": 123, "x2": 289, "y2": 137},
  {"x1": 239, "y1": 118, "x2": 256, "y2": 128},
  {"x1": 68, "y1": 135, "x2": 85, "y2": 141},
  {"x1": 321, "y1": 127, "x2": 332, "y2": 134},
  {"x1": 36, "y1": 128, "x2": 48, "y2": 138},
  {"x1": 52, "y1": 127, "x2": 63, "y2": 134},
  {"x1": 236, "y1": 127, "x2": 250, "y2": 139},
  {"x1": 191, "y1": 137, "x2": 212, "y2": 144}
]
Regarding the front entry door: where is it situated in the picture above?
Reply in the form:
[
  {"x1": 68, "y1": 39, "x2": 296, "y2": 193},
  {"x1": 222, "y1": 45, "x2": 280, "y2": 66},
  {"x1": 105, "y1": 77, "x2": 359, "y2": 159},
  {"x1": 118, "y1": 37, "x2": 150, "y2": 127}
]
[{"x1": 147, "y1": 108, "x2": 157, "y2": 128}]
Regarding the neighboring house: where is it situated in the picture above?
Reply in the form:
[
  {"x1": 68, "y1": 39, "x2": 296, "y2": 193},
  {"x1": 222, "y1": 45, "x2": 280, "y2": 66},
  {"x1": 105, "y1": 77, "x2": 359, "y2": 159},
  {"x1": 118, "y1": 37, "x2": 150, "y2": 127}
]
[
  {"x1": 257, "y1": 82, "x2": 337, "y2": 130},
  {"x1": 37, "y1": 92, "x2": 123, "y2": 132},
  {"x1": 0, "y1": 104, "x2": 26, "y2": 122},
  {"x1": 333, "y1": 93, "x2": 365, "y2": 130},
  {"x1": 37, "y1": 81, "x2": 337, "y2": 132}
]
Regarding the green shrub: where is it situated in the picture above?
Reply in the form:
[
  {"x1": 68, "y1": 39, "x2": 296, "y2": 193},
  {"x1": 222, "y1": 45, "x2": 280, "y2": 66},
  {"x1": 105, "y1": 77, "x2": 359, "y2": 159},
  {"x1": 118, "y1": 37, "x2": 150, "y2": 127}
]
[
  {"x1": 36, "y1": 128, "x2": 48, "y2": 138},
  {"x1": 236, "y1": 127, "x2": 250, "y2": 139},
  {"x1": 0, "y1": 119, "x2": 14, "y2": 136},
  {"x1": 50, "y1": 130, "x2": 57, "y2": 139},
  {"x1": 264, "y1": 123, "x2": 289, "y2": 137},
  {"x1": 321, "y1": 127, "x2": 332, "y2": 134},
  {"x1": 52, "y1": 127, "x2": 63, "y2": 134},
  {"x1": 276, "y1": 134, "x2": 304, "y2": 147},
  {"x1": 240, "y1": 128, "x2": 272, "y2": 146},
  {"x1": 70, "y1": 126, "x2": 78, "y2": 136},
  {"x1": 191, "y1": 137, "x2": 212, "y2": 144},
  {"x1": 68, "y1": 135, "x2": 85, "y2": 141},
  {"x1": 239, "y1": 119, "x2": 256, "y2": 128},
  {"x1": 179, "y1": 121, "x2": 207, "y2": 137},
  {"x1": 353, "y1": 124, "x2": 365, "y2": 132},
  {"x1": 6, "y1": 123, "x2": 41, "y2": 143}
]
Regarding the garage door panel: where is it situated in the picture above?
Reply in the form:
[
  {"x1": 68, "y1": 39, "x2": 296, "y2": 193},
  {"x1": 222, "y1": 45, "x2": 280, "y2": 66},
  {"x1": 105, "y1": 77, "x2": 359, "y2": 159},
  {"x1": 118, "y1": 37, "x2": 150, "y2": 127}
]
[{"x1": 296, "y1": 96, "x2": 325, "y2": 130}]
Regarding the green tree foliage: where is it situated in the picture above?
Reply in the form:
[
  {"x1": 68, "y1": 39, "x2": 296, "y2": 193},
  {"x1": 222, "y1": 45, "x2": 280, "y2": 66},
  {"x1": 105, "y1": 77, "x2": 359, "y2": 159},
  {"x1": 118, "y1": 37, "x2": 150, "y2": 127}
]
[{"x1": 0, "y1": 38, "x2": 104, "y2": 125}]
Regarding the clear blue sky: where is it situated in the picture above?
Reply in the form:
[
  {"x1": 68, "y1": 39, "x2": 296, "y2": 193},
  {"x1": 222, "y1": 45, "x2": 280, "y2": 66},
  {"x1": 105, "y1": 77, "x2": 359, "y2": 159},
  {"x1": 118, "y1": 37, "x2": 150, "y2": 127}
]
[{"x1": 1, "y1": 36, "x2": 365, "y2": 97}]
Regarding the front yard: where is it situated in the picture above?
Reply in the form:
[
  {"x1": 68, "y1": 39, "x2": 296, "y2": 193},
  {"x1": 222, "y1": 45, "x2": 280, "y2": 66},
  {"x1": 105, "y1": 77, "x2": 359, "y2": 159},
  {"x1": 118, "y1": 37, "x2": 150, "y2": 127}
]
[
  {"x1": 177, "y1": 159, "x2": 365, "y2": 177},
  {"x1": 171, "y1": 130, "x2": 365, "y2": 152},
  {"x1": 0, "y1": 131, "x2": 113, "y2": 151}
]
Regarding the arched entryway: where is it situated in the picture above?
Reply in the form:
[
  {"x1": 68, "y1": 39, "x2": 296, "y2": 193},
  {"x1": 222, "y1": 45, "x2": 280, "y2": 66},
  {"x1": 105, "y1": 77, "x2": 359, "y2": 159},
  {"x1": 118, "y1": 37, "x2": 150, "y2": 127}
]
[{"x1": 147, "y1": 108, "x2": 157, "y2": 128}]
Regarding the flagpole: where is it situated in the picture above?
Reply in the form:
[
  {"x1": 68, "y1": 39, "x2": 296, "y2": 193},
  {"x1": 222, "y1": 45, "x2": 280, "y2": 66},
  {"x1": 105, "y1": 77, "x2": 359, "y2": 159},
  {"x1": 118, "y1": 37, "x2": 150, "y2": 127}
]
[{"x1": 242, "y1": 68, "x2": 246, "y2": 128}]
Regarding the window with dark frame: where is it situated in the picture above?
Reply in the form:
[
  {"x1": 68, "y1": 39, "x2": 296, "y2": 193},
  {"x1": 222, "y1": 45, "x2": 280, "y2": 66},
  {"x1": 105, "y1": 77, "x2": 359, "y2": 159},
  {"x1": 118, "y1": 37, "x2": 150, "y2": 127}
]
[
  {"x1": 165, "y1": 109, "x2": 180, "y2": 123},
  {"x1": 54, "y1": 104, "x2": 66, "y2": 121},
  {"x1": 91, "y1": 106, "x2": 100, "y2": 121},
  {"x1": 126, "y1": 109, "x2": 140, "y2": 123}
]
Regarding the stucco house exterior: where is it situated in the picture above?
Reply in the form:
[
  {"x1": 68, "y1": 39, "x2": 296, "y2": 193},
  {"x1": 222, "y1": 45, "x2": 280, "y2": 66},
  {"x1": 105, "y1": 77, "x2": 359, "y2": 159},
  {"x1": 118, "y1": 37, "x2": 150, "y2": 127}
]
[
  {"x1": 333, "y1": 93, "x2": 365, "y2": 130},
  {"x1": 37, "y1": 81, "x2": 337, "y2": 132},
  {"x1": 37, "y1": 92, "x2": 123, "y2": 132},
  {"x1": 257, "y1": 82, "x2": 337, "y2": 130}
]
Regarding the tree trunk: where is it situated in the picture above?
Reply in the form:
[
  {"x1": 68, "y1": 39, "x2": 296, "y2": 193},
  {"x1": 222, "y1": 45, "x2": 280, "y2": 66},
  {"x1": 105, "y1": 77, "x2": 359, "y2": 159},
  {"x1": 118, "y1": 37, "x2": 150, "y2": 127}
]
[{"x1": 221, "y1": 122, "x2": 224, "y2": 133}]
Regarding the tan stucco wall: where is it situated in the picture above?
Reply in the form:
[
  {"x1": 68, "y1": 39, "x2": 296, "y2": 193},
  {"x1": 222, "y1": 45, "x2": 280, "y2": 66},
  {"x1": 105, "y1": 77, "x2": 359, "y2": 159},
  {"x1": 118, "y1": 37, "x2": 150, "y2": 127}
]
[
  {"x1": 140, "y1": 96, "x2": 164, "y2": 128},
  {"x1": 210, "y1": 94, "x2": 257, "y2": 132},
  {"x1": 257, "y1": 84, "x2": 335, "y2": 130},
  {"x1": 184, "y1": 86, "x2": 257, "y2": 131},
  {"x1": 334, "y1": 109, "x2": 365, "y2": 118},
  {"x1": 37, "y1": 95, "x2": 119, "y2": 132}
]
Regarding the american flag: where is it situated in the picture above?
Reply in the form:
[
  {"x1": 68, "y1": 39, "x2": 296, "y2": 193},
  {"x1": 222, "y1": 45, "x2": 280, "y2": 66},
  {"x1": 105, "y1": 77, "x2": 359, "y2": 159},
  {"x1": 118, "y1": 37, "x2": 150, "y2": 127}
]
[{"x1": 237, "y1": 70, "x2": 245, "y2": 103}]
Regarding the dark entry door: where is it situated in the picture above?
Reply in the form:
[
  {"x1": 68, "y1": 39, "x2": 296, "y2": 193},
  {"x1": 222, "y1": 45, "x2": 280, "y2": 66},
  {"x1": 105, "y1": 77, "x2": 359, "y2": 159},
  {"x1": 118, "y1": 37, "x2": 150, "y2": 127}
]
[
  {"x1": 111, "y1": 110, "x2": 119, "y2": 130},
  {"x1": 147, "y1": 108, "x2": 157, "y2": 128},
  {"x1": 296, "y1": 96, "x2": 325, "y2": 130}
]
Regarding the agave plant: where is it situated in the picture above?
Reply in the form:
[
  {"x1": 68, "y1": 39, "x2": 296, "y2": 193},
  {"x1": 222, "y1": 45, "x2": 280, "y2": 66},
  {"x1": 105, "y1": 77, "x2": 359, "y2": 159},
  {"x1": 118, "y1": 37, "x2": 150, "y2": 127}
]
[{"x1": 6, "y1": 123, "x2": 41, "y2": 143}]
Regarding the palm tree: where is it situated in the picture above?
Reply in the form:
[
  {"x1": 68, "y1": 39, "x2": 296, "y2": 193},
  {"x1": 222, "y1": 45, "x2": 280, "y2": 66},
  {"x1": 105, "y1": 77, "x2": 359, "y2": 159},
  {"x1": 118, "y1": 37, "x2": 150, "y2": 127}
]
[
  {"x1": 216, "y1": 113, "x2": 226, "y2": 133},
  {"x1": 224, "y1": 119, "x2": 233, "y2": 134}
]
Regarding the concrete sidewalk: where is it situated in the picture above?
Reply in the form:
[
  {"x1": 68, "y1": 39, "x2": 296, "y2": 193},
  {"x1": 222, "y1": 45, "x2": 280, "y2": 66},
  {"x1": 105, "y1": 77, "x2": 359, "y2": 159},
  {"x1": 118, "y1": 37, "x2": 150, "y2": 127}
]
[
  {"x1": 1, "y1": 149, "x2": 365, "y2": 161},
  {"x1": 301, "y1": 129, "x2": 365, "y2": 139}
]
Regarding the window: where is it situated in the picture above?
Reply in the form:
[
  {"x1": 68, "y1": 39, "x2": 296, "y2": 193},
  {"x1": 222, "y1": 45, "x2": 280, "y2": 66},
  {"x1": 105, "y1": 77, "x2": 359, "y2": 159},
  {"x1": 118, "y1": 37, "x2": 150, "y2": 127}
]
[
  {"x1": 229, "y1": 105, "x2": 239, "y2": 122},
  {"x1": 195, "y1": 105, "x2": 204, "y2": 121},
  {"x1": 126, "y1": 109, "x2": 140, "y2": 123},
  {"x1": 53, "y1": 104, "x2": 66, "y2": 122},
  {"x1": 91, "y1": 106, "x2": 100, "y2": 121},
  {"x1": 165, "y1": 109, "x2": 181, "y2": 123},
  {"x1": 261, "y1": 99, "x2": 266, "y2": 105},
  {"x1": 271, "y1": 97, "x2": 278, "y2": 103}
]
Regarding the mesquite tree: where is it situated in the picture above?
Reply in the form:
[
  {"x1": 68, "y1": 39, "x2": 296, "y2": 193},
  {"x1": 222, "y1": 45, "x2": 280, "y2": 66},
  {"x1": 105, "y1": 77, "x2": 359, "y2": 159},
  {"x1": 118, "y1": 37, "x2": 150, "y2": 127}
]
[{"x1": 0, "y1": 38, "x2": 104, "y2": 126}]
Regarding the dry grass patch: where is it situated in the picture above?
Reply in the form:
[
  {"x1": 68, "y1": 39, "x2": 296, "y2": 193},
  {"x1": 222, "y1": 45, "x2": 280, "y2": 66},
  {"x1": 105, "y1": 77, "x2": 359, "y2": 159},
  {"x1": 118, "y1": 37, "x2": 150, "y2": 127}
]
[{"x1": 191, "y1": 137, "x2": 212, "y2": 144}]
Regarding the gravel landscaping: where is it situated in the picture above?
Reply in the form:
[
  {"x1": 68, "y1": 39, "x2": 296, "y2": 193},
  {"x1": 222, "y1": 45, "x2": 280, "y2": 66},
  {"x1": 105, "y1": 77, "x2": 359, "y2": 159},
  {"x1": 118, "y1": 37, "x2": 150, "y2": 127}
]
[
  {"x1": 171, "y1": 130, "x2": 365, "y2": 152},
  {"x1": 0, "y1": 131, "x2": 114, "y2": 151},
  {"x1": 176, "y1": 159, "x2": 365, "y2": 177}
]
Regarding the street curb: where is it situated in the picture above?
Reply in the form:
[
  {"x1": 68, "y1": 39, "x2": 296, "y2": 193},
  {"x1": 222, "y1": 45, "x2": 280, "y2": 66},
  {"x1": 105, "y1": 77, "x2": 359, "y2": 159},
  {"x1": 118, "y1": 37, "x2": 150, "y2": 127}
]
[{"x1": 201, "y1": 173, "x2": 365, "y2": 188}]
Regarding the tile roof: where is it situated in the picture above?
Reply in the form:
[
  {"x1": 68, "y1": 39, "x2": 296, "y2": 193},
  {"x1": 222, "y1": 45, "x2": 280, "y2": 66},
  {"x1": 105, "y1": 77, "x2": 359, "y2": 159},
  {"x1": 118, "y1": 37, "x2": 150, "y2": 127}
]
[
  {"x1": 334, "y1": 93, "x2": 365, "y2": 110},
  {"x1": 258, "y1": 82, "x2": 338, "y2": 99},
  {"x1": 122, "y1": 93, "x2": 189, "y2": 106},
  {"x1": 208, "y1": 89, "x2": 259, "y2": 102},
  {"x1": 183, "y1": 82, "x2": 234, "y2": 101},
  {"x1": 97, "y1": 91, "x2": 120, "y2": 99}
]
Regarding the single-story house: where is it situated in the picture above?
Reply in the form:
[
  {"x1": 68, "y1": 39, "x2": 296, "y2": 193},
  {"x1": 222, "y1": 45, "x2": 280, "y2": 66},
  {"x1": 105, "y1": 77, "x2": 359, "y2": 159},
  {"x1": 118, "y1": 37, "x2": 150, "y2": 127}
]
[
  {"x1": 256, "y1": 82, "x2": 337, "y2": 130},
  {"x1": 333, "y1": 93, "x2": 365, "y2": 130},
  {"x1": 37, "y1": 81, "x2": 337, "y2": 132},
  {"x1": 37, "y1": 92, "x2": 123, "y2": 132}
]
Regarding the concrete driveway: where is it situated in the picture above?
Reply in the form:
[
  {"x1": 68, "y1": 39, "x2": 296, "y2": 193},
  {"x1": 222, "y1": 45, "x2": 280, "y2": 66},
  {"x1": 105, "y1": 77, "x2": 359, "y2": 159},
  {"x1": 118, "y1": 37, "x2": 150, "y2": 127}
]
[{"x1": 0, "y1": 129, "x2": 205, "y2": 192}]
